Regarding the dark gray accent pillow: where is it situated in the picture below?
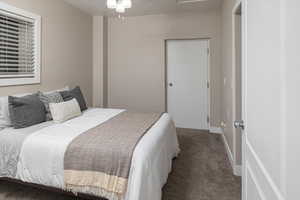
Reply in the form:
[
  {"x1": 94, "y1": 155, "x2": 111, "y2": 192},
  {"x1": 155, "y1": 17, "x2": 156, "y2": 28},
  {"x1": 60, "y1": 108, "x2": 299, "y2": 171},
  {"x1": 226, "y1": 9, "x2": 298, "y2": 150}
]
[
  {"x1": 8, "y1": 94, "x2": 46, "y2": 129},
  {"x1": 60, "y1": 86, "x2": 87, "y2": 111},
  {"x1": 38, "y1": 91, "x2": 64, "y2": 121}
]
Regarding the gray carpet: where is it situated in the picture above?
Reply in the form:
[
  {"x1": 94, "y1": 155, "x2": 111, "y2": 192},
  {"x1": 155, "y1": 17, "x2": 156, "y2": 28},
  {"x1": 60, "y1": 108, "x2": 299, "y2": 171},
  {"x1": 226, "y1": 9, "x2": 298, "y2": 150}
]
[
  {"x1": 162, "y1": 129, "x2": 241, "y2": 200},
  {"x1": 0, "y1": 129, "x2": 241, "y2": 200}
]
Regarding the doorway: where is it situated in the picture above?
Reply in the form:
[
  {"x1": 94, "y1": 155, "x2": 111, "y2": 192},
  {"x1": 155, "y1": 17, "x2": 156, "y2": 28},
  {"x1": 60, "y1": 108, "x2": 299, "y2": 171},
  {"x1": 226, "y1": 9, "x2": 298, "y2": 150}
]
[{"x1": 166, "y1": 39, "x2": 210, "y2": 130}]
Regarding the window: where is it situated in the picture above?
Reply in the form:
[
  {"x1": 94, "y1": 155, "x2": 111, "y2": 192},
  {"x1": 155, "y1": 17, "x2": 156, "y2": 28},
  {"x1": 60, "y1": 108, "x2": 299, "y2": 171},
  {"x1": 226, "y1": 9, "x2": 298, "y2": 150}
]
[{"x1": 0, "y1": 2, "x2": 41, "y2": 86}]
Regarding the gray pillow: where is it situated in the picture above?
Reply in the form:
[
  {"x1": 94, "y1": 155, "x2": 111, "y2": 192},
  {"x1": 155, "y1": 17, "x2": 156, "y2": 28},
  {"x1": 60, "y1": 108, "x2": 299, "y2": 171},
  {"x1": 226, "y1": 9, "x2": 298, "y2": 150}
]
[
  {"x1": 38, "y1": 91, "x2": 64, "y2": 121},
  {"x1": 60, "y1": 86, "x2": 87, "y2": 111},
  {"x1": 9, "y1": 94, "x2": 46, "y2": 129}
]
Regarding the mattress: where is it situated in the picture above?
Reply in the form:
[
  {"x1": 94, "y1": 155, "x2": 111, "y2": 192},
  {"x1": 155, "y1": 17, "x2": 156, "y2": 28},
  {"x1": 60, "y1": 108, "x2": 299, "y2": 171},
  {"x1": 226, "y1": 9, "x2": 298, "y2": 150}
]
[{"x1": 0, "y1": 108, "x2": 180, "y2": 200}]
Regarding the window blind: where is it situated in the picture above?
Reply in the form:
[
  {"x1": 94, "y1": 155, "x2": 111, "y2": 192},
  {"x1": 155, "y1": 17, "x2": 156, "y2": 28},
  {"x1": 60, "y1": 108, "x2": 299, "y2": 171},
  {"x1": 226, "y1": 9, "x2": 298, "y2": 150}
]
[{"x1": 0, "y1": 11, "x2": 35, "y2": 77}]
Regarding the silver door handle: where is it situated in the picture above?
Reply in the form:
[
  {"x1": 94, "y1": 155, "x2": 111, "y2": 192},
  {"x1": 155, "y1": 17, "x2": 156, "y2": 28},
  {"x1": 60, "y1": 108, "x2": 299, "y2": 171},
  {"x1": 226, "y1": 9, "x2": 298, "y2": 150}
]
[{"x1": 234, "y1": 120, "x2": 245, "y2": 130}]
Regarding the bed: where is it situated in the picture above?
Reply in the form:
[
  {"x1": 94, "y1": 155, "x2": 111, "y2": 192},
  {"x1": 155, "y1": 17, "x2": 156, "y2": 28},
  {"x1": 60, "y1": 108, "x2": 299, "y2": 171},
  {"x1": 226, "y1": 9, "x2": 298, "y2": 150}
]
[{"x1": 0, "y1": 108, "x2": 180, "y2": 200}]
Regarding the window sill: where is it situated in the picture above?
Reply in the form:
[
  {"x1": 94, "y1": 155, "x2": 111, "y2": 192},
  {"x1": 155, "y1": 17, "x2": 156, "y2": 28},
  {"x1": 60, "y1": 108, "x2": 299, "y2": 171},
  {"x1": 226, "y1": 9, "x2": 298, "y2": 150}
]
[{"x1": 0, "y1": 77, "x2": 40, "y2": 87}]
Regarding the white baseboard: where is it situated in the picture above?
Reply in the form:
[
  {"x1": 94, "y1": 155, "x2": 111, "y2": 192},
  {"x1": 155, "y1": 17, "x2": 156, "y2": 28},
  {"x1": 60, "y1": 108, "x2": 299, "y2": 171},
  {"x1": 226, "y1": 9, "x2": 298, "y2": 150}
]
[
  {"x1": 221, "y1": 133, "x2": 242, "y2": 176},
  {"x1": 209, "y1": 126, "x2": 223, "y2": 134},
  {"x1": 234, "y1": 165, "x2": 242, "y2": 176},
  {"x1": 221, "y1": 133, "x2": 234, "y2": 168}
]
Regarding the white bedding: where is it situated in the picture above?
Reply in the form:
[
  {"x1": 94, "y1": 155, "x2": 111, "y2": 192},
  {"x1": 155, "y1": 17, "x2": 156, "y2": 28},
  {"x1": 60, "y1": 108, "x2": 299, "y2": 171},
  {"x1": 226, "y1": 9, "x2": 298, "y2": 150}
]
[{"x1": 9, "y1": 108, "x2": 179, "y2": 200}]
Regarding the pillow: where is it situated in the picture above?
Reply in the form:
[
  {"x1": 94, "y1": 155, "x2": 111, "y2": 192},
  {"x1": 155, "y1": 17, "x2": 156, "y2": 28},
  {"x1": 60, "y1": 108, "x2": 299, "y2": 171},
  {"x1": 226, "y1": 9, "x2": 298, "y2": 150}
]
[
  {"x1": 0, "y1": 97, "x2": 10, "y2": 129},
  {"x1": 38, "y1": 91, "x2": 64, "y2": 121},
  {"x1": 49, "y1": 99, "x2": 82, "y2": 123},
  {"x1": 0, "y1": 88, "x2": 68, "y2": 129},
  {"x1": 44, "y1": 86, "x2": 70, "y2": 95},
  {"x1": 0, "y1": 93, "x2": 31, "y2": 129},
  {"x1": 8, "y1": 94, "x2": 46, "y2": 129},
  {"x1": 60, "y1": 86, "x2": 87, "y2": 111}
]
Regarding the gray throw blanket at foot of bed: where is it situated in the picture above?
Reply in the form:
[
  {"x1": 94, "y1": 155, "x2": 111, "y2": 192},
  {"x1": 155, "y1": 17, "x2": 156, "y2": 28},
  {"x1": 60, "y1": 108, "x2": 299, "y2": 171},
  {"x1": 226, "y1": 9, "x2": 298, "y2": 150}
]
[{"x1": 64, "y1": 111, "x2": 162, "y2": 200}]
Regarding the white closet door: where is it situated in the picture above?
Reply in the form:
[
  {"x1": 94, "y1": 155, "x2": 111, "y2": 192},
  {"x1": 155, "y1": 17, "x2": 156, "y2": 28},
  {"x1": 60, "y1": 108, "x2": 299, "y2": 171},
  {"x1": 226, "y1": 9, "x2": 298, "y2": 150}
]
[{"x1": 167, "y1": 39, "x2": 209, "y2": 130}]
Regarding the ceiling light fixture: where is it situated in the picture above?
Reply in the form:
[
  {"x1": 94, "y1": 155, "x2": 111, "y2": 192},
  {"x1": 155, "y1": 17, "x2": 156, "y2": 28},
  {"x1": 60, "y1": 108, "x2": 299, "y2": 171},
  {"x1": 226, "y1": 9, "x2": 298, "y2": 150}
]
[
  {"x1": 176, "y1": 0, "x2": 209, "y2": 4},
  {"x1": 107, "y1": 0, "x2": 132, "y2": 13}
]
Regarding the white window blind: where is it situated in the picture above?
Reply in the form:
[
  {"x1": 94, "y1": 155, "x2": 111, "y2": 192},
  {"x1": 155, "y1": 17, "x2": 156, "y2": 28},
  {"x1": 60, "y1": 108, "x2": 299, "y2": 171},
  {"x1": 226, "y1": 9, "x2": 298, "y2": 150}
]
[
  {"x1": 0, "y1": 13, "x2": 35, "y2": 77},
  {"x1": 0, "y1": 2, "x2": 41, "y2": 86}
]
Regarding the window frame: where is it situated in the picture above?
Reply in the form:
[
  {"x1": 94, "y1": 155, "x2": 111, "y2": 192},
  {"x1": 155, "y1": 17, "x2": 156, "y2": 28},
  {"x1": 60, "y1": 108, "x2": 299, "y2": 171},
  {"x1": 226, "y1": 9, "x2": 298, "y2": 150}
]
[{"x1": 0, "y1": 2, "x2": 41, "y2": 86}]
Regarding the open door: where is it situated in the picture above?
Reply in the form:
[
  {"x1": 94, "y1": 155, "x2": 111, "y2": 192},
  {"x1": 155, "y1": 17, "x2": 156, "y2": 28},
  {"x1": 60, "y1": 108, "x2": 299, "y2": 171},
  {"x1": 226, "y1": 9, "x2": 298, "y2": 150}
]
[{"x1": 241, "y1": 0, "x2": 288, "y2": 199}]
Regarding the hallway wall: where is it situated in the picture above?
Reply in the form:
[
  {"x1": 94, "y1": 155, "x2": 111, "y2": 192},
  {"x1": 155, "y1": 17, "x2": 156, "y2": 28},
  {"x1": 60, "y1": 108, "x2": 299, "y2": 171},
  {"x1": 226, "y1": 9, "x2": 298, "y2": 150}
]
[{"x1": 221, "y1": 0, "x2": 242, "y2": 167}]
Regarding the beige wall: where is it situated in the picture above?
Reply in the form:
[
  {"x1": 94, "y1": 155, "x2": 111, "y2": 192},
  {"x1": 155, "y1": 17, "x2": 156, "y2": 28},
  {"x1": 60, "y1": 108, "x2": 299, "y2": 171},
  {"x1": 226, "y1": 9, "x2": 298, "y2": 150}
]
[
  {"x1": 103, "y1": 17, "x2": 109, "y2": 108},
  {"x1": 0, "y1": 0, "x2": 93, "y2": 105},
  {"x1": 108, "y1": 11, "x2": 222, "y2": 126},
  {"x1": 93, "y1": 16, "x2": 104, "y2": 107},
  {"x1": 221, "y1": 0, "x2": 241, "y2": 165},
  {"x1": 93, "y1": 16, "x2": 108, "y2": 108}
]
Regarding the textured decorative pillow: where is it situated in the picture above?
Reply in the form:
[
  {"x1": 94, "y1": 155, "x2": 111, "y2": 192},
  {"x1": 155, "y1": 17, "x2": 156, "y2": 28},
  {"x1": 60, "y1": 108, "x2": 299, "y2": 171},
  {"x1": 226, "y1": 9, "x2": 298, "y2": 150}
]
[
  {"x1": 60, "y1": 86, "x2": 87, "y2": 111},
  {"x1": 38, "y1": 91, "x2": 64, "y2": 121},
  {"x1": 8, "y1": 94, "x2": 46, "y2": 129},
  {"x1": 49, "y1": 99, "x2": 82, "y2": 123}
]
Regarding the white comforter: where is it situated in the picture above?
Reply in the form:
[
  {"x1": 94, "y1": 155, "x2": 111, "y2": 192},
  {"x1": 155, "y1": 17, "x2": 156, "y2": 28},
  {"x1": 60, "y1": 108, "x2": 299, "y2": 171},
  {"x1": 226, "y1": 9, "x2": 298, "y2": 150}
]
[{"x1": 15, "y1": 108, "x2": 180, "y2": 200}]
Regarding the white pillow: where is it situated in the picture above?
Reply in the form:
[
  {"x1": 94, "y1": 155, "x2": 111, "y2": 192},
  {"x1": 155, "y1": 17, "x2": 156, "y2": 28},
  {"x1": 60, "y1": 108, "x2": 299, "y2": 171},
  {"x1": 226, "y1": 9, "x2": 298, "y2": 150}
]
[
  {"x1": 49, "y1": 99, "x2": 81, "y2": 123},
  {"x1": 0, "y1": 97, "x2": 10, "y2": 129}
]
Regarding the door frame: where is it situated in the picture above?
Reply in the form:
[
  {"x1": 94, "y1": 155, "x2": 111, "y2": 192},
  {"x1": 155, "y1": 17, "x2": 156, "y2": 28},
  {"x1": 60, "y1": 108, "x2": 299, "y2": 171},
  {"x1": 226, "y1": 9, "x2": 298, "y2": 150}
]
[
  {"x1": 164, "y1": 38, "x2": 211, "y2": 130},
  {"x1": 232, "y1": 1, "x2": 243, "y2": 175},
  {"x1": 232, "y1": 0, "x2": 246, "y2": 198}
]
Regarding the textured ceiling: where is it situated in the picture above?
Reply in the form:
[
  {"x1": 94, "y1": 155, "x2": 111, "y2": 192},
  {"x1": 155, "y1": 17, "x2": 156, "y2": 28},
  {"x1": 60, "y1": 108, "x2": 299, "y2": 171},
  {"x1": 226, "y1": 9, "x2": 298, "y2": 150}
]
[{"x1": 63, "y1": 0, "x2": 222, "y2": 16}]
